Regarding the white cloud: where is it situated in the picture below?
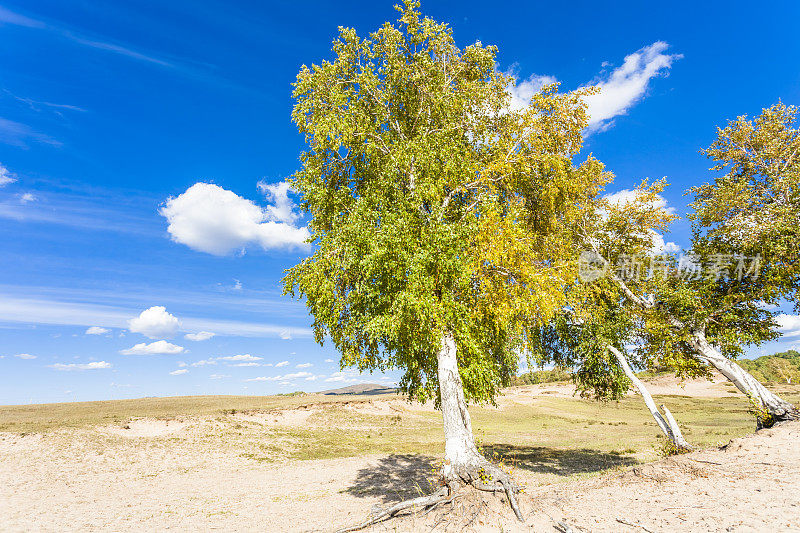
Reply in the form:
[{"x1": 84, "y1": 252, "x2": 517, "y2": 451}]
[
  {"x1": 128, "y1": 306, "x2": 180, "y2": 339},
  {"x1": 170, "y1": 369, "x2": 188, "y2": 375},
  {"x1": 85, "y1": 326, "x2": 110, "y2": 335},
  {"x1": 324, "y1": 358, "x2": 335, "y2": 363},
  {"x1": 231, "y1": 362, "x2": 260, "y2": 367},
  {"x1": 603, "y1": 188, "x2": 674, "y2": 215},
  {"x1": 14, "y1": 353, "x2": 36, "y2": 360},
  {"x1": 217, "y1": 354, "x2": 262, "y2": 362},
  {"x1": 275, "y1": 360, "x2": 289, "y2": 368},
  {"x1": 120, "y1": 340, "x2": 185, "y2": 355},
  {"x1": 296, "y1": 362, "x2": 312, "y2": 368},
  {"x1": 583, "y1": 42, "x2": 682, "y2": 131},
  {"x1": 184, "y1": 331, "x2": 215, "y2": 341},
  {"x1": 246, "y1": 371, "x2": 312, "y2": 382},
  {"x1": 777, "y1": 314, "x2": 800, "y2": 338},
  {"x1": 50, "y1": 361, "x2": 111, "y2": 371},
  {"x1": 19, "y1": 193, "x2": 36, "y2": 203},
  {"x1": 0, "y1": 163, "x2": 16, "y2": 187},
  {"x1": 209, "y1": 374, "x2": 230, "y2": 379},
  {"x1": 191, "y1": 358, "x2": 217, "y2": 367},
  {"x1": 507, "y1": 74, "x2": 558, "y2": 111},
  {"x1": 279, "y1": 329, "x2": 292, "y2": 340},
  {"x1": 602, "y1": 188, "x2": 679, "y2": 254},
  {"x1": 160, "y1": 182, "x2": 310, "y2": 256},
  {"x1": 257, "y1": 180, "x2": 302, "y2": 224},
  {"x1": 0, "y1": 296, "x2": 312, "y2": 339}
]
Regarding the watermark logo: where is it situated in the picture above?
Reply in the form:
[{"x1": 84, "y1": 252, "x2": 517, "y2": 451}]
[{"x1": 578, "y1": 252, "x2": 761, "y2": 282}]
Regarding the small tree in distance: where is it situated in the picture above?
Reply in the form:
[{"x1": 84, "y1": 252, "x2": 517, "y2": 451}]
[{"x1": 283, "y1": 2, "x2": 608, "y2": 523}]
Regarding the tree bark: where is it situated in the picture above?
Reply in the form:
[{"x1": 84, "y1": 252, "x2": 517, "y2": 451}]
[
  {"x1": 435, "y1": 332, "x2": 523, "y2": 520},
  {"x1": 608, "y1": 345, "x2": 692, "y2": 451},
  {"x1": 686, "y1": 328, "x2": 798, "y2": 426},
  {"x1": 612, "y1": 275, "x2": 798, "y2": 425},
  {"x1": 436, "y1": 332, "x2": 485, "y2": 483}
]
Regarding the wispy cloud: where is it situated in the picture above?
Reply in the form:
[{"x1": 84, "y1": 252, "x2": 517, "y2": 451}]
[
  {"x1": 0, "y1": 117, "x2": 61, "y2": 148},
  {"x1": 85, "y1": 326, "x2": 110, "y2": 335},
  {"x1": 3, "y1": 89, "x2": 86, "y2": 114},
  {"x1": 0, "y1": 6, "x2": 172, "y2": 67},
  {"x1": 13, "y1": 353, "x2": 37, "y2": 360},
  {"x1": 0, "y1": 295, "x2": 312, "y2": 339},
  {"x1": 169, "y1": 368, "x2": 188, "y2": 375},
  {"x1": 583, "y1": 42, "x2": 682, "y2": 132},
  {"x1": 507, "y1": 41, "x2": 681, "y2": 133},
  {"x1": 0, "y1": 163, "x2": 15, "y2": 187},
  {"x1": 49, "y1": 361, "x2": 111, "y2": 371}
]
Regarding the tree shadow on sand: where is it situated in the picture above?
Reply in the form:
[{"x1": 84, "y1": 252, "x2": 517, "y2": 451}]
[
  {"x1": 480, "y1": 444, "x2": 638, "y2": 475},
  {"x1": 345, "y1": 446, "x2": 638, "y2": 502},
  {"x1": 344, "y1": 454, "x2": 439, "y2": 502}
]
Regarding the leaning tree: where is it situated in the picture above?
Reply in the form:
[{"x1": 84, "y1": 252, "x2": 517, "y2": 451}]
[
  {"x1": 282, "y1": 2, "x2": 607, "y2": 524},
  {"x1": 578, "y1": 133, "x2": 799, "y2": 426}
]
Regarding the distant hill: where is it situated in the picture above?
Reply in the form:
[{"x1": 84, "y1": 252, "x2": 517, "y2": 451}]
[
  {"x1": 739, "y1": 350, "x2": 800, "y2": 384},
  {"x1": 319, "y1": 383, "x2": 398, "y2": 396}
]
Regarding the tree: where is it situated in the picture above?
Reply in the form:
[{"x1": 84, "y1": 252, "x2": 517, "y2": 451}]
[
  {"x1": 530, "y1": 275, "x2": 693, "y2": 452},
  {"x1": 282, "y1": 2, "x2": 607, "y2": 524},
  {"x1": 576, "y1": 109, "x2": 799, "y2": 426}
]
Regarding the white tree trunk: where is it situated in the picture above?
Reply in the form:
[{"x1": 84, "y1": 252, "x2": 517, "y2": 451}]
[
  {"x1": 436, "y1": 332, "x2": 485, "y2": 483},
  {"x1": 608, "y1": 345, "x2": 692, "y2": 450},
  {"x1": 686, "y1": 328, "x2": 798, "y2": 424},
  {"x1": 611, "y1": 275, "x2": 798, "y2": 424},
  {"x1": 435, "y1": 332, "x2": 524, "y2": 520}
]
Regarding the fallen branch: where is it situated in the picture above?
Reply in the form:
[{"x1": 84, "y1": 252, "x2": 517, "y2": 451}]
[
  {"x1": 335, "y1": 487, "x2": 450, "y2": 533},
  {"x1": 616, "y1": 517, "x2": 655, "y2": 533}
]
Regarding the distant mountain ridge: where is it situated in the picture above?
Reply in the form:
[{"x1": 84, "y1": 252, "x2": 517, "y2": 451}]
[{"x1": 319, "y1": 383, "x2": 398, "y2": 396}]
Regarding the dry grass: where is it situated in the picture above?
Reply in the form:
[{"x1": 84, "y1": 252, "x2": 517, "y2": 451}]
[{"x1": 3, "y1": 384, "x2": 798, "y2": 479}]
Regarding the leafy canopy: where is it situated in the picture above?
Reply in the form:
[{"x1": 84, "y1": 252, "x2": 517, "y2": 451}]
[{"x1": 283, "y1": 2, "x2": 608, "y2": 403}]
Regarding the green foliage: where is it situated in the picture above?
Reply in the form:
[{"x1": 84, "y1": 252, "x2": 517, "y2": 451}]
[
  {"x1": 691, "y1": 102, "x2": 800, "y2": 311},
  {"x1": 283, "y1": 2, "x2": 608, "y2": 404},
  {"x1": 511, "y1": 367, "x2": 573, "y2": 386},
  {"x1": 738, "y1": 350, "x2": 800, "y2": 384}
]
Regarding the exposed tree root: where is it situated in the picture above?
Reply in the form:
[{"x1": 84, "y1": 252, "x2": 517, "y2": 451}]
[{"x1": 335, "y1": 461, "x2": 524, "y2": 532}]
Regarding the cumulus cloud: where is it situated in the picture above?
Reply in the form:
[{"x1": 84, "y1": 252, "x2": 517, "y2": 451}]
[
  {"x1": 50, "y1": 361, "x2": 111, "y2": 371},
  {"x1": 602, "y1": 188, "x2": 679, "y2": 254},
  {"x1": 275, "y1": 360, "x2": 289, "y2": 368},
  {"x1": 324, "y1": 358, "x2": 335, "y2": 363},
  {"x1": 128, "y1": 306, "x2": 180, "y2": 339},
  {"x1": 209, "y1": 374, "x2": 230, "y2": 379},
  {"x1": 257, "y1": 180, "x2": 301, "y2": 224},
  {"x1": 19, "y1": 193, "x2": 36, "y2": 203},
  {"x1": 14, "y1": 353, "x2": 36, "y2": 359},
  {"x1": 160, "y1": 182, "x2": 310, "y2": 256},
  {"x1": 191, "y1": 358, "x2": 217, "y2": 367},
  {"x1": 507, "y1": 74, "x2": 558, "y2": 111},
  {"x1": 583, "y1": 42, "x2": 682, "y2": 131},
  {"x1": 120, "y1": 340, "x2": 185, "y2": 355},
  {"x1": 0, "y1": 163, "x2": 16, "y2": 187},
  {"x1": 296, "y1": 362, "x2": 313, "y2": 368},
  {"x1": 85, "y1": 326, "x2": 110, "y2": 335},
  {"x1": 777, "y1": 314, "x2": 800, "y2": 338},
  {"x1": 184, "y1": 331, "x2": 215, "y2": 341},
  {"x1": 170, "y1": 369, "x2": 188, "y2": 375}
]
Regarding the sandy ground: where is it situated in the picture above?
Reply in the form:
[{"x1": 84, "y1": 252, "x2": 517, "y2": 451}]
[{"x1": 2, "y1": 377, "x2": 795, "y2": 532}]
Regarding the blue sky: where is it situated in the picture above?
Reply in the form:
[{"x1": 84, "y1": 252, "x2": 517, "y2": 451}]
[{"x1": 1, "y1": 1, "x2": 799, "y2": 404}]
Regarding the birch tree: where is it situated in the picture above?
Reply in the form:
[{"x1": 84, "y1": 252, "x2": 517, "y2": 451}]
[
  {"x1": 283, "y1": 2, "x2": 607, "y2": 523},
  {"x1": 579, "y1": 126, "x2": 799, "y2": 426}
]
